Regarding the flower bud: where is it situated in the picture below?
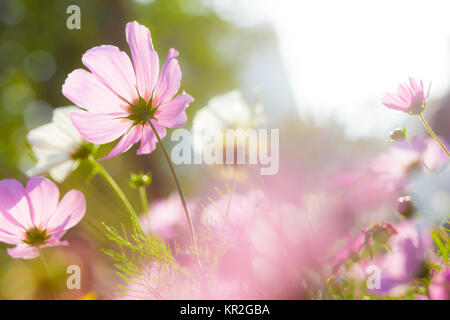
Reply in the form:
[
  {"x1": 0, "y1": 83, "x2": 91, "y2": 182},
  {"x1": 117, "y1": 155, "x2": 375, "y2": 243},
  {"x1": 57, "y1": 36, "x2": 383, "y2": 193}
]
[
  {"x1": 389, "y1": 127, "x2": 406, "y2": 141},
  {"x1": 397, "y1": 196, "x2": 416, "y2": 218},
  {"x1": 366, "y1": 222, "x2": 397, "y2": 245},
  {"x1": 326, "y1": 275, "x2": 348, "y2": 297},
  {"x1": 129, "y1": 172, "x2": 152, "y2": 188}
]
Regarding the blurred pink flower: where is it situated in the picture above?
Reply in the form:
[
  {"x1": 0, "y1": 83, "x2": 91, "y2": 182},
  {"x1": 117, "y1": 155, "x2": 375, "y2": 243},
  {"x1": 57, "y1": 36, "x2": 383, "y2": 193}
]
[
  {"x1": 369, "y1": 221, "x2": 432, "y2": 295},
  {"x1": 201, "y1": 190, "x2": 266, "y2": 243},
  {"x1": 0, "y1": 177, "x2": 85, "y2": 259},
  {"x1": 140, "y1": 193, "x2": 198, "y2": 243},
  {"x1": 333, "y1": 171, "x2": 396, "y2": 215},
  {"x1": 381, "y1": 77, "x2": 430, "y2": 114},
  {"x1": 332, "y1": 232, "x2": 366, "y2": 272},
  {"x1": 372, "y1": 137, "x2": 448, "y2": 190},
  {"x1": 411, "y1": 135, "x2": 448, "y2": 170},
  {"x1": 130, "y1": 189, "x2": 371, "y2": 299},
  {"x1": 332, "y1": 222, "x2": 397, "y2": 272},
  {"x1": 119, "y1": 261, "x2": 245, "y2": 300},
  {"x1": 119, "y1": 263, "x2": 183, "y2": 300},
  {"x1": 372, "y1": 143, "x2": 421, "y2": 190},
  {"x1": 63, "y1": 21, "x2": 193, "y2": 160},
  {"x1": 429, "y1": 267, "x2": 450, "y2": 300},
  {"x1": 200, "y1": 190, "x2": 265, "y2": 297},
  {"x1": 202, "y1": 190, "x2": 348, "y2": 298}
]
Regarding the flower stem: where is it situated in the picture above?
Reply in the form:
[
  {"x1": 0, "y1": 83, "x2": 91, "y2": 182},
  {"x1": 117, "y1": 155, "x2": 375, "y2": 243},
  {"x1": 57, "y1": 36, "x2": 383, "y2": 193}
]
[
  {"x1": 419, "y1": 113, "x2": 450, "y2": 156},
  {"x1": 88, "y1": 155, "x2": 139, "y2": 222},
  {"x1": 139, "y1": 186, "x2": 150, "y2": 221},
  {"x1": 38, "y1": 248, "x2": 58, "y2": 300},
  {"x1": 144, "y1": 115, "x2": 200, "y2": 262}
]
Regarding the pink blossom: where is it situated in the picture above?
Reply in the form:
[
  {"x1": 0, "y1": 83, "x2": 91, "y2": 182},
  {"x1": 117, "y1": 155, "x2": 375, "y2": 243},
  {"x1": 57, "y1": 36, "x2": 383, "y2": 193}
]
[
  {"x1": 62, "y1": 21, "x2": 193, "y2": 160},
  {"x1": 381, "y1": 77, "x2": 431, "y2": 114},
  {"x1": 0, "y1": 177, "x2": 86, "y2": 259}
]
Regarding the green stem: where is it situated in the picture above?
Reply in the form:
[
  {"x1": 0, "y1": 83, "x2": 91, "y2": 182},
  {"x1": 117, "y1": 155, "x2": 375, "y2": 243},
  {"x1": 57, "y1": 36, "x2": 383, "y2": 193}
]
[
  {"x1": 88, "y1": 155, "x2": 139, "y2": 222},
  {"x1": 38, "y1": 248, "x2": 58, "y2": 300},
  {"x1": 419, "y1": 113, "x2": 450, "y2": 156},
  {"x1": 144, "y1": 115, "x2": 200, "y2": 261},
  {"x1": 139, "y1": 186, "x2": 150, "y2": 222}
]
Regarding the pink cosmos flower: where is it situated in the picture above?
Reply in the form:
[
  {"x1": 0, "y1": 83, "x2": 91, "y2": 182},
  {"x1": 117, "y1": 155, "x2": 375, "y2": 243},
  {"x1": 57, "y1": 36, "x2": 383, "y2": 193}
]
[
  {"x1": 381, "y1": 77, "x2": 431, "y2": 114},
  {"x1": 0, "y1": 177, "x2": 86, "y2": 259},
  {"x1": 62, "y1": 21, "x2": 193, "y2": 160}
]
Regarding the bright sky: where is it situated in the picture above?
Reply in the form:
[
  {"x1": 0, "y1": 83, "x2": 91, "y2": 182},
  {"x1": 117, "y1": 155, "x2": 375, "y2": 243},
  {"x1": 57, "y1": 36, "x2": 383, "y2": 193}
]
[{"x1": 208, "y1": 0, "x2": 450, "y2": 139}]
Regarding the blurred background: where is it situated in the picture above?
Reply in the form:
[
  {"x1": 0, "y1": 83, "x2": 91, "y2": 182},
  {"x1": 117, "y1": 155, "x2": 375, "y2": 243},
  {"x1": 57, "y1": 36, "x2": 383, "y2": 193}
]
[{"x1": 0, "y1": 0, "x2": 449, "y2": 299}]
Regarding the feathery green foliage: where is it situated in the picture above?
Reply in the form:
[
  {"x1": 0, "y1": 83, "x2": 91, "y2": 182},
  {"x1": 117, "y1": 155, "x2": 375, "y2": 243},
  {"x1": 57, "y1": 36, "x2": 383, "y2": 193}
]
[{"x1": 101, "y1": 215, "x2": 176, "y2": 296}]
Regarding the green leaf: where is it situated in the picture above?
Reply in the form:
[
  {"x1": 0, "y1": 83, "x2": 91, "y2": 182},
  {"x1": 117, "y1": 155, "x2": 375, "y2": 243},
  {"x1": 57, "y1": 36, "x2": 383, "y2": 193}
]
[{"x1": 430, "y1": 229, "x2": 448, "y2": 263}]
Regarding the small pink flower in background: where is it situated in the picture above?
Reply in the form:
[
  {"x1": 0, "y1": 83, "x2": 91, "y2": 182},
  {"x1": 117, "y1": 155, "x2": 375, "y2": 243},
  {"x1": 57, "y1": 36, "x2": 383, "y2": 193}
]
[
  {"x1": 0, "y1": 177, "x2": 85, "y2": 259},
  {"x1": 381, "y1": 77, "x2": 431, "y2": 114},
  {"x1": 429, "y1": 267, "x2": 450, "y2": 300},
  {"x1": 62, "y1": 21, "x2": 193, "y2": 160}
]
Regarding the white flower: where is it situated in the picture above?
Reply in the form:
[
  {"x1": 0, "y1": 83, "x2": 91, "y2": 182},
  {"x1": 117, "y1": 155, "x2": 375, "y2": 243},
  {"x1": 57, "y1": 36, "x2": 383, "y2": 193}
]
[
  {"x1": 27, "y1": 106, "x2": 89, "y2": 182},
  {"x1": 192, "y1": 90, "x2": 265, "y2": 154}
]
